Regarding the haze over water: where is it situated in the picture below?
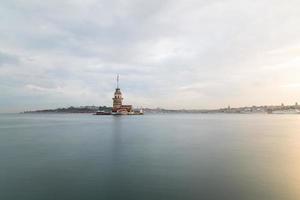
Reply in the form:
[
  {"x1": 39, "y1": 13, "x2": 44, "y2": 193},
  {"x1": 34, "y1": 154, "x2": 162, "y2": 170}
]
[{"x1": 1, "y1": 113, "x2": 300, "y2": 200}]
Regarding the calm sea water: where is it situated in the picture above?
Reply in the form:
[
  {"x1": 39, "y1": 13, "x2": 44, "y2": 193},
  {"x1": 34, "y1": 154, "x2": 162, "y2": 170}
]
[{"x1": 1, "y1": 113, "x2": 300, "y2": 200}]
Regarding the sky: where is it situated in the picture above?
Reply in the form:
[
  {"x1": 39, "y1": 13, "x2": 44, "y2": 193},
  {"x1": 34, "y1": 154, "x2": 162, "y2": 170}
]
[{"x1": 1, "y1": 0, "x2": 300, "y2": 112}]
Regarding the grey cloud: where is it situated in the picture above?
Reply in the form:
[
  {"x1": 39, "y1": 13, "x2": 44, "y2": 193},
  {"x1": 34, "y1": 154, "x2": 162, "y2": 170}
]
[{"x1": 0, "y1": 51, "x2": 19, "y2": 66}]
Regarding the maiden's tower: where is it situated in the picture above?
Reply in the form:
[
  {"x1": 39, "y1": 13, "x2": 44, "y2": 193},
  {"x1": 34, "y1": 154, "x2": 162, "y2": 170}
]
[{"x1": 111, "y1": 75, "x2": 142, "y2": 115}]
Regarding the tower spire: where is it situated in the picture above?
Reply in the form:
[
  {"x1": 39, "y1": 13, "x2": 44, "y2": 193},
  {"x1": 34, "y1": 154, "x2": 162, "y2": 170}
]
[{"x1": 117, "y1": 74, "x2": 119, "y2": 88}]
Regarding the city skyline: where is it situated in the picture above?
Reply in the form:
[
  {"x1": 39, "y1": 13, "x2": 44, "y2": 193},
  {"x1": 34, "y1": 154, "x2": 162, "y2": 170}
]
[{"x1": 1, "y1": 0, "x2": 300, "y2": 113}]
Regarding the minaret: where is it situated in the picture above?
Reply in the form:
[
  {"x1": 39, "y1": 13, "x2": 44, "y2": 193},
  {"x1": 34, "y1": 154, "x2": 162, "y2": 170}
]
[{"x1": 112, "y1": 75, "x2": 123, "y2": 111}]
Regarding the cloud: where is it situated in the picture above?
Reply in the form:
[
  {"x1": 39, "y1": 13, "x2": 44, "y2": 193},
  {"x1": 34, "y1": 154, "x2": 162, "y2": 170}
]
[
  {"x1": 1, "y1": 0, "x2": 300, "y2": 112},
  {"x1": 24, "y1": 83, "x2": 101, "y2": 100},
  {"x1": 0, "y1": 51, "x2": 19, "y2": 66},
  {"x1": 280, "y1": 83, "x2": 300, "y2": 88}
]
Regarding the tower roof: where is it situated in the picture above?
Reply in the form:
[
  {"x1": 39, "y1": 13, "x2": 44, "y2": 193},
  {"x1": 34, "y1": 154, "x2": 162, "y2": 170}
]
[{"x1": 114, "y1": 88, "x2": 122, "y2": 94}]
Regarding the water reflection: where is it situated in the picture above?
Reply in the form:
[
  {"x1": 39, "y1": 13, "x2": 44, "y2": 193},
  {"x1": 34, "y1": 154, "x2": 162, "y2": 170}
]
[{"x1": 111, "y1": 116, "x2": 123, "y2": 159}]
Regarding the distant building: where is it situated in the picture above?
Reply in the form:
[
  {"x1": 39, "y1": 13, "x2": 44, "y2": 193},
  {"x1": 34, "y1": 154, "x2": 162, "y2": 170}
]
[{"x1": 112, "y1": 75, "x2": 133, "y2": 114}]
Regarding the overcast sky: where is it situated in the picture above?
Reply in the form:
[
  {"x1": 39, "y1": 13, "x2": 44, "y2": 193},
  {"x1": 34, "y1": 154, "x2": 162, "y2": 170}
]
[{"x1": 1, "y1": 0, "x2": 300, "y2": 112}]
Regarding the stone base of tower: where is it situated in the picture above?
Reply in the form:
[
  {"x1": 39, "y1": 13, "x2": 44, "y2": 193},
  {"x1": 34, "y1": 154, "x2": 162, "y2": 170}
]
[{"x1": 112, "y1": 105, "x2": 133, "y2": 113}]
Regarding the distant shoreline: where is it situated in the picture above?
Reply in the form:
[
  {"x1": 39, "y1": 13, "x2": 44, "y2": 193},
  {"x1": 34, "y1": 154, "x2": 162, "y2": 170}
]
[{"x1": 22, "y1": 104, "x2": 300, "y2": 114}]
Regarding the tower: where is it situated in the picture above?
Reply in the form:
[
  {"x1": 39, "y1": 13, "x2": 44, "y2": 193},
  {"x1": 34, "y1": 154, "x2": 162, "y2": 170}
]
[{"x1": 112, "y1": 75, "x2": 123, "y2": 111}]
